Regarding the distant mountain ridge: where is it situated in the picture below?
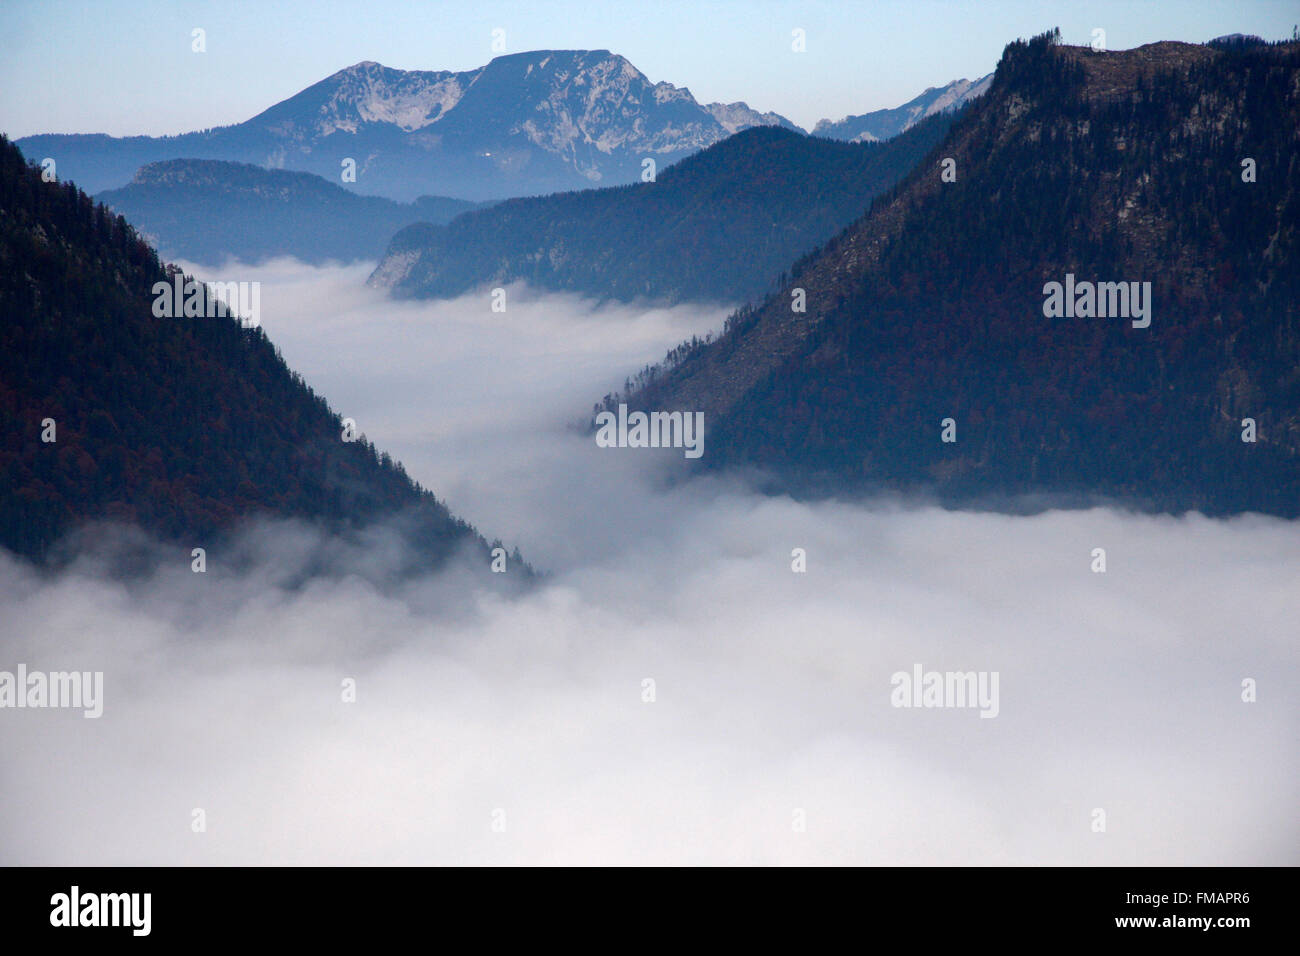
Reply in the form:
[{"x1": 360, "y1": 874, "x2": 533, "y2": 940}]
[
  {"x1": 98, "y1": 159, "x2": 484, "y2": 265},
  {"x1": 369, "y1": 115, "x2": 956, "y2": 306},
  {"x1": 704, "y1": 101, "x2": 803, "y2": 134},
  {"x1": 813, "y1": 74, "x2": 993, "y2": 142},
  {"x1": 17, "y1": 51, "x2": 799, "y2": 202}
]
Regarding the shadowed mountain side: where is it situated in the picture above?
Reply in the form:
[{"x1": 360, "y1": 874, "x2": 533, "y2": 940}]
[
  {"x1": 609, "y1": 34, "x2": 1300, "y2": 516},
  {"x1": 97, "y1": 159, "x2": 485, "y2": 265},
  {"x1": 0, "y1": 135, "x2": 528, "y2": 579},
  {"x1": 370, "y1": 117, "x2": 956, "y2": 306}
]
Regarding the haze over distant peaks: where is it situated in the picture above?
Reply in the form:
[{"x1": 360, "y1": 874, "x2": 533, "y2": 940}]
[
  {"x1": 369, "y1": 115, "x2": 954, "y2": 306},
  {"x1": 703, "y1": 101, "x2": 803, "y2": 135},
  {"x1": 17, "y1": 50, "x2": 799, "y2": 201},
  {"x1": 97, "y1": 158, "x2": 484, "y2": 265},
  {"x1": 813, "y1": 74, "x2": 993, "y2": 142}
]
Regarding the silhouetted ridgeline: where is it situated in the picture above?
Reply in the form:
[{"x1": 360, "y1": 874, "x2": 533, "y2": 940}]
[
  {"x1": 610, "y1": 32, "x2": 1300, "y2": 516},
  {"x1": 0, "y1": 135, "x2": 523, "y2": 573},
  {"x1": 369, "y1": 117, "x2": 956, "y2": 306}
]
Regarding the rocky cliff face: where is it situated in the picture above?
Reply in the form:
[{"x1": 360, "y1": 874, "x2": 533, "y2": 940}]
[{"x1": 18, "y1": 51, "x2": 798, "y2": 201}]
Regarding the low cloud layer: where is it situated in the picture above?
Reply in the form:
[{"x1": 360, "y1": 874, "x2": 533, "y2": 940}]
[{"x1": 1, "y1": 261, "x2": 1295, "y2": 865}]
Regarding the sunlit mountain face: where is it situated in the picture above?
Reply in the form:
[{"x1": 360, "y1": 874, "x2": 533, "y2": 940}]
[{"x1": 17, "y1": 51, "x2": 800, "y2": 201}]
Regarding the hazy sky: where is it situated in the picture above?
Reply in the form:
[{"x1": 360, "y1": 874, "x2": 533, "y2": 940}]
[{"x1": 2, "y1": 0, "x2": 1297, "y2": 138}]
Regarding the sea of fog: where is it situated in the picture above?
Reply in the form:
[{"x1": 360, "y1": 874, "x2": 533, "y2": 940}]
[{"x1": 0, "y1": 259, "x2": 1295, "y2": 865}]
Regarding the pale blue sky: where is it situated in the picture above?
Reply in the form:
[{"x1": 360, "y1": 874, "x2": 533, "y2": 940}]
[{"x1": 2, "y1": 0, "x2": 1296, "y2": 138}]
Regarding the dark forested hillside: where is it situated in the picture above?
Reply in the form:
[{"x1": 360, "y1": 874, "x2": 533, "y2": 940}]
[
  {"x1": 370, "y1": 117, "x2": 955, "y2": 306},
  {"x1": 610, "y1": 34, "x2": 1300, "y2": 516},
  {"x1": 96, "y1": 159, "x2": 483, "y2": 265},
  {"x1": 0, "y1": 135, "x2": 511, "y2": 568}
]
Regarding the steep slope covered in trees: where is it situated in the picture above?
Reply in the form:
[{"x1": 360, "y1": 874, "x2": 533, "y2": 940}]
[
  {"x1": 0, "y1": 135, "x2": 511, "y2": 568},
  {"x1": 371, "y1": 117, "x2": 954, "y2": 305},
  {"x1": 610, "y1": 35, "x2": 1300, "y2": 516}
]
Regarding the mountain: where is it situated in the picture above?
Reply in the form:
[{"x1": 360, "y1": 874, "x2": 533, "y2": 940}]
[
  {"x1": 0, "y1": 134, "x2": 519, "y2": 571},
  {"x1": 97, "y1": 159, "x2": 484, "y2": 265},
  {"x1": 608, "y1": 33, "x2": 1300, "y2": 517},
  {"x1": 370, "y1": 115, "x2": 955, "y2": 305},
  {"x1": 813, "y1": 74, "x2": 993, "y2": 142},
  {"x1": 16, "y1": 52, "x2": 798, "y2": 202},
  {"x1": 704, "y1": 101, "x2": 803, "y2": 134}
]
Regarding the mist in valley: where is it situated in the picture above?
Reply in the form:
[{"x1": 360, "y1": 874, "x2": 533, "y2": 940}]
[{"x1": 1, "y1": 261, "x2": 1295, "y2": 865}]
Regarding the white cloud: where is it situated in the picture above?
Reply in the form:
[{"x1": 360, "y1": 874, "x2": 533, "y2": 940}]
[{"x1": 1, "y1": 262, "x2": 1295, "y2": 865}]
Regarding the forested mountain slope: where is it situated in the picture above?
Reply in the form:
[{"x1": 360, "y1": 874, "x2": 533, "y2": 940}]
[
  {"x1": 371, "y1": 116, "x2": 954, "y2": 305},
  {"x1": 0, "y1": 135, "x2": 515, "y2": 569},
  {"x1": 610, "y1": 34, "x2": 1300, "y2": 516}
]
